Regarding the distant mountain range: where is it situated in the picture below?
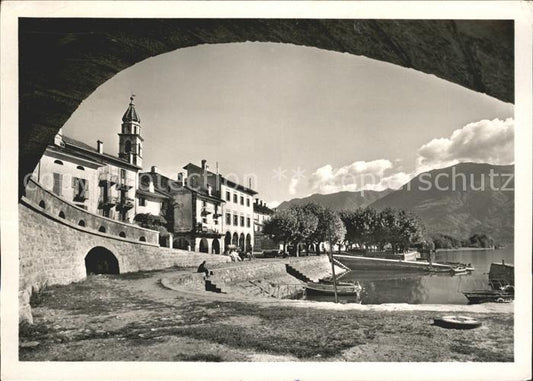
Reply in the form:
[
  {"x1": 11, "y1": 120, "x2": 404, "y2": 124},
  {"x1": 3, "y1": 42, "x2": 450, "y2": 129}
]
[
  {"x1": 278, "y1": 163, "x2": 514, "y2": 243},
  {"x1": 277, "y1": 189, "x2": 394, "y2": 211}
]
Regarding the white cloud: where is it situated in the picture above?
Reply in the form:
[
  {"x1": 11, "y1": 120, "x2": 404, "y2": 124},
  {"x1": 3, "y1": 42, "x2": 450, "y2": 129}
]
[
  {"x1": 305, "y1": 118, "x2": 514, "y2": 196},
  {"x1": 266, "y1": 200, "x2": 281, "y2": 209},
  {"x1": 288, "y1": 178, "x2": 299, "y2": 195},
  {"x1": 308, "y1": 159, "x2": 405, "y2": 194},
  {"x1": 416, "y1": 118, "x2": 514, "y2": 172}
]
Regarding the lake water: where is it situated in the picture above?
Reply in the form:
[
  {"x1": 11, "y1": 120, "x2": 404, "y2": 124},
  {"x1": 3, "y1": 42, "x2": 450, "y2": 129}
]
[{"x1": 304, "y1": 246, "x2": 514, "y2": 305}]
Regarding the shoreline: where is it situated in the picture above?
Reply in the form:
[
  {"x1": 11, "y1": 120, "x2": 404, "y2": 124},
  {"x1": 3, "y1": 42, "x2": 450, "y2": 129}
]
[{"x1": 436, "y1": 247, "x2": 497, "y2": 252}]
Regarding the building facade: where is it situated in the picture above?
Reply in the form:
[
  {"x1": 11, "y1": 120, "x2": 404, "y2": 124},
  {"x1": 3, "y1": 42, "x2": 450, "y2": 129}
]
[
  {"x1": 32, "y1": 97, "x2": 143, "y2": 224},
  {"x1": 252, "y1": 199, "x2": 278, "y2": 252},
  {"x1": 183, "y1": 160, "x2": 257, "y2": 253}
]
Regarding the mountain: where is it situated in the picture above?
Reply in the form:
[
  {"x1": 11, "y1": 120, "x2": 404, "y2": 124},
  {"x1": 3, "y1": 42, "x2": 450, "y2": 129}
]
[
  {"x1": 369, "y1": 162, "x2": 514, "y2": 243},
  {"x1": 277, "y1": 189, "x2": 394, "y2": 211}
]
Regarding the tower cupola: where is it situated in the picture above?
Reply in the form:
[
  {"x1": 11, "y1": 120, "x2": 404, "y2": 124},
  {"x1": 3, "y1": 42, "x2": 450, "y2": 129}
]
[{"x1": 118, "y1": 95, "x2": 143, "y2": 168}]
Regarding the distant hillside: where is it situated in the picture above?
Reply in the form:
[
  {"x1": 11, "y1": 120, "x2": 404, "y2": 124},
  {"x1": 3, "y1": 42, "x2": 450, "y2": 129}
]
[
  {"x1": 369, "y1": 162, "x2": 514, "y2": 243},
  {"x1": 277, "y1": 189, "x2": 394, "y2": 211}
]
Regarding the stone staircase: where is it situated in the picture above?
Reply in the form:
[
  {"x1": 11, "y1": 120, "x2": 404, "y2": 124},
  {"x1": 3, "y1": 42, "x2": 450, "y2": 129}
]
[
  {"x1": 285, "y1": 264, "x2": 314, "y2": 283},
  {"x1": 204, "y1": 279, "x2": 224, "y2": 293}
]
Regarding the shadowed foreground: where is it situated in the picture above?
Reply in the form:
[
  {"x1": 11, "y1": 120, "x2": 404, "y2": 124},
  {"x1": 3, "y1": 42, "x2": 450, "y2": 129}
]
[{"x1": 20, "y1": 271, "x2": 513, "y2": 362}]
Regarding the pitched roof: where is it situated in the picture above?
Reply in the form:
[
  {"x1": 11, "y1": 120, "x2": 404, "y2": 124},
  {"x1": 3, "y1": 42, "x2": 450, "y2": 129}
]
[
  {"x1": 254, "y1": 202, "x2": 274, "y2": 215},
  {"x1": 183, "y1": 163, "x2": 258, "y2": 195},
  {"x1": 122, "y1": 96, "x2": 140, "y2": 123},
  {"x1": 61, "y1": 135, "x2": 140, "y2": 170},
  {"x1": 139, "y1": 171, "x2": 224, "y2": 203}
]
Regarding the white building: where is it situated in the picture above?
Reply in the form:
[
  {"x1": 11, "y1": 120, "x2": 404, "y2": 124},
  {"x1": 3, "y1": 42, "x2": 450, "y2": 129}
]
[{"x1": 32, "y1": 96, "x2": 144, "y2": 223}]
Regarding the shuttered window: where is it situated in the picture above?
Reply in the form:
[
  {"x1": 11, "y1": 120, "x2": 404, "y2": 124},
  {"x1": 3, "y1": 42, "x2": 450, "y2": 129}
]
[{"x1": 53, "y1": 173, "x2": 62, "y2": 196}]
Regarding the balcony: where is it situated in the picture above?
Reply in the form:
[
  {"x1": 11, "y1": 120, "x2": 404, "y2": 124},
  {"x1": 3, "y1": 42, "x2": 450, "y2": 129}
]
[
  {"x1": 116, "y1": 178, "x2": 134, "y2": 191},
  {"x1": 195, "y1": 223, "x2": 221, "y2": 236},
  {"x1": 73, "y1": 192, "x2": 89, "y2": 202},
  {"x1": 116, "y1": 197, "x2": 134, "y2": 211},
  {"x1": 98, "y1": 196, "x2": 117, "y2": 209}
]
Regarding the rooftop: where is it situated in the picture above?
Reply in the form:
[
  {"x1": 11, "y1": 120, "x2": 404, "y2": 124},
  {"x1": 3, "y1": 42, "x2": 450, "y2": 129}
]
[
  {"x1": 183, "y1": 163, "x2": 258, "y2": 196},
  {"x1": 61, "y1": 135, "x2": 140, "y2": 170}
]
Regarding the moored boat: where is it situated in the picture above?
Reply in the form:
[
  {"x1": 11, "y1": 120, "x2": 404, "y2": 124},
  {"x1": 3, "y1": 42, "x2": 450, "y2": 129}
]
[
  {"x1": 305, "y1": 280, "x2": 362, "y2": 296},
  {"x1": 333, "y1": 253, "x2": 458, "y2": 272},
  {"x1": 463, "y1": 289, "x2": 514, "y2": 304}
]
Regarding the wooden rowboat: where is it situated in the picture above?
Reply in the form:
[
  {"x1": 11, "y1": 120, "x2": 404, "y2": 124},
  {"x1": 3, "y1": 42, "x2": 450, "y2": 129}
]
[{"x1": 305, "y1": 281, "x2": 362, "y2": 296}]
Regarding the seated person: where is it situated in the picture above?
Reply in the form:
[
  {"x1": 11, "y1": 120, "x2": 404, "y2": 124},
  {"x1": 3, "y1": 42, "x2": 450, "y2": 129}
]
[{"x1": 197, "y1": 260, "x2": 211, "y2": 277}]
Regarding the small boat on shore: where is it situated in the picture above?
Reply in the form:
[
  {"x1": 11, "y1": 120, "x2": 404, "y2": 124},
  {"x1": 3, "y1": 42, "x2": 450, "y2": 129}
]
[
  {"x1": 463, "y1": 288, "x2": 514, "y2": 304},
  {"x1": 333, "y1": 253, "x2": 471, "y2": 273},
  {"x1": 304, "y1": 280, "x2": 362, "y2": 296}
]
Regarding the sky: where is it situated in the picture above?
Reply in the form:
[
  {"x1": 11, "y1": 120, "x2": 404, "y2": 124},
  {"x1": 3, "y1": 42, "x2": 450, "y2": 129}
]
[{"x1": 63, "y1": 42, "x2": 514, "y2": 207}]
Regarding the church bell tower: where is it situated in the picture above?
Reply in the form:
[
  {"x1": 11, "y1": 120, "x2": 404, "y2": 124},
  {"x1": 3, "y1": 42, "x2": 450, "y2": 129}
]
[{"x1": 118, "y1": 95, "x2": 143, "y2": 168}]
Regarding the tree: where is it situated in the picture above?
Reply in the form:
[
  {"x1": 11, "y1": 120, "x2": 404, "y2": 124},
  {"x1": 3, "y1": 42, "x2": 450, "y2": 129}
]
[
  {"x1": 302, "y1": 203, "x2": 327, "y2": 255},
  {"x1": 133, "y1": 213, "x2": 167, "y2": 230},
  {"x1": 396, "y1": 210, "x2": 425, "y2": 252},
  {"x1": 288, "y1": 205, "x2": 319, "y2": 257},
  {"x1": 263, "y1": 208, "x2": 298, "y2": 253}
]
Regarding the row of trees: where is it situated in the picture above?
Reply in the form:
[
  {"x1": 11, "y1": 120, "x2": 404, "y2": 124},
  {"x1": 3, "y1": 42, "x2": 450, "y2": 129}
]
[
  {"x1": 340, "y1": 208, "x2": 425, "y2": 253},
  {"x1": 263, "y1": 204, "x2": 346, "y2": 256},
  {"x1": 431, "y1": 233, "x2": 495, "y2": 249},
  {"x1": 263, "y1": 203, "x2": 426, "y2": 256}
]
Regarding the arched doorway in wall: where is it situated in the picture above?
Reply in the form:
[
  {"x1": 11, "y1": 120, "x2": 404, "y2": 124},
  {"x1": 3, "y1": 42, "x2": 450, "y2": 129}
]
[
  {"x1": 224, "y1": 232, "x2": 232, "y2": 250},
  {"x1": 174, "y1": 238, "x2": 190, "y2": 250},
  {"x1": 245, "y1": 234, "x2": 252, "y2": 252},
  {"x1": 239, "y1": 233, "x2": 245, "y2": 252},
  {"x1": 212, "y1": 238, "x2": 220, "y2": 254},
  {"x1": 232, "y1": 233, "x2": 239, "y2": 246},
  {"x1": 199, "y1": 238, "x2": 209, "y2": 253},
  {"x1": 85, "y1": 247, "x2": 119, "y2": 275}
]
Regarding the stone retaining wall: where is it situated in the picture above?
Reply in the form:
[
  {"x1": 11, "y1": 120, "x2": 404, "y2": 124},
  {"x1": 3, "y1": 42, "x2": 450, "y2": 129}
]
[
  {"x1": 19, "y1": 201, "x2": 230, "y2": 323},
  {"x1": 162, "y1": 256, "x2": 343, "y2": 298}
]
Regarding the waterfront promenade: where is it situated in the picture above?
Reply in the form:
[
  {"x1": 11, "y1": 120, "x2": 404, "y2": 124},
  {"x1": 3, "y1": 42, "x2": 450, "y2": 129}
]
[{"x1": 20, "y1": 257, "x2": 513, "y2": 362}]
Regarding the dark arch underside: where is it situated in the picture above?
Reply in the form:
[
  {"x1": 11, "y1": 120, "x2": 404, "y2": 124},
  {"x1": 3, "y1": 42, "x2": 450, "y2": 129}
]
[{"x1": 19, "y1": 18, "x2": 513, "y2": 195}]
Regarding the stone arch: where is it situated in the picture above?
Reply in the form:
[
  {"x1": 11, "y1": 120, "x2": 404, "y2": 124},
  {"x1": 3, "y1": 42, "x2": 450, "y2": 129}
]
[
  {"x1": 199, "y1": 238, "x2": 209, "y2": 253},
  {"x1": 119, "y1": 231, "x2": 126, "y2": 238},
  {"x1": 58, "y1": 211, "x2": 65, "y2": 219},
  {"x1": 38, "y1": 200, "x2": 45, "y2": 209},
  {"x1": 54, "y1": 160, "x2": 63, "y2": 165},
  {"x1": 239, "y1": 233, "x2": 245, "y2": 251},
  {"x1": 224, "y1": 231, "x2": 232, "y2": 249},
  {"x1": 85, "y1": 246, "x2": 119, "y2": 275},
  {"x1": 174, "y1": 238, "x2": 190, "y2": 250},
  {"x1": 212, "y1": 238, "x2": 221, "y2": 254},
  {"x1": 124, "y1": 140, "x2": 132, "y2": 153},
  {"x1": 232, "y1": 232, "x2": 239, "y2": 246},
  {"x1": 245, "y1": 234, "x2": 252, "y2": 252},
  {"x1": 78, "y1": 219, "x2": 86, "y2": 227},
  {"x1": 19, "y1": 19, "x2": 513, "y2": 197},
  {"x1": 139, "y1": 236, "x2": 146, "y2": 242},
  {"x1": 98, "y1": 225, "x2": 107, "y2": 233}
]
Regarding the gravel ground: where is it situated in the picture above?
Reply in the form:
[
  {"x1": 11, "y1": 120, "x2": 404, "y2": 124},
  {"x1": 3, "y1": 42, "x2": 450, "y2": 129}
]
[{"x1": 20, "y1": 269, "x2": 513, "y2": 362}]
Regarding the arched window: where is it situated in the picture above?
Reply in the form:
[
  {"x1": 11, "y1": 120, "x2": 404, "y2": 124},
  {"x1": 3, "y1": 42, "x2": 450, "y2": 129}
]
[
  {"x1": 77, "y1": 165, "x2": 85, "y2": 171},
  {"x1": 58, "y1": 211, "x2": 65, "y2": 219},
  {"x1": 54, "y1": 160, "x2": 63, "y2": 165},
  {"x1": 125, "y1": 140, "x2": 131, "y2": 153},
  {"x1": 38, "y1": 200, "x2": 46, "y2": 208},
  {"x1": 98, "y1": 226, "x2": 106, "y2": 233},
  {"x1": 139, "y1": 236, "x2": 146, "y2": 242},
  {"x1": 78, "y1": 220, "x2": 86, "y2": 227},
  {"x1": 119, "y1": 232, "x2": 126, "y2": 238}
]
